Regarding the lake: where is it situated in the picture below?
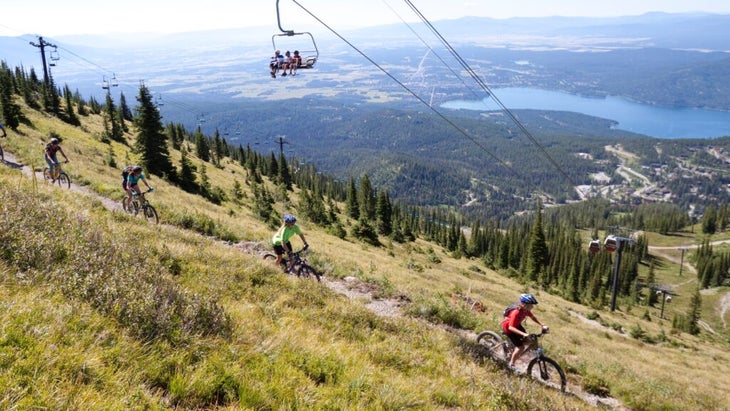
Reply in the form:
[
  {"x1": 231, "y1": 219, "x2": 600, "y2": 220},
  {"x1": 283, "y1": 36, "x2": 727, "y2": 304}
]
[{"x1": 441, "y1": 88, "x2": 730, "y2": 139}]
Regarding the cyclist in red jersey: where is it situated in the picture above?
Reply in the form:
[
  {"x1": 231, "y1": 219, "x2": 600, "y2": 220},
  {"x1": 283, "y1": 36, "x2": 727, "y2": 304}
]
[{"x1": 502, "y1": 293, "x2": 548, "y2": 368}]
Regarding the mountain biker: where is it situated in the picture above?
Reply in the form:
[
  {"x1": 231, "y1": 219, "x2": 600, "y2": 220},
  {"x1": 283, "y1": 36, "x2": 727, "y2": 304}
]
[
  {"x1": 502, "y1": 293, "x2": 549, "y2": 369},
  {"x1": 121, "y1": 165, "x2": 136, "y2": 211},
  {"x1": 126, "y1": 165, "x2": 153, "y2": 206},
  {"x1": 272, "y1": 214, "x2": 309, "y2": 268},
  {"x1": 44, "y1": 136, "x2": 69, "y2": 180}
]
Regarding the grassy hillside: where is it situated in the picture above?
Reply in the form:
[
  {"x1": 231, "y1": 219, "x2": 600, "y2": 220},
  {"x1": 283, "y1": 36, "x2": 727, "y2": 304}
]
[{"x1": 1, "y1": 100, "x2": 729, "y2": 410}]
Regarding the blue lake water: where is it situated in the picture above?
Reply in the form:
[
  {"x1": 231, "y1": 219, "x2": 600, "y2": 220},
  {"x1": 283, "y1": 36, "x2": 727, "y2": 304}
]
[{"x1": 441, "y1": 88, "x2": 730, "y2": 139}]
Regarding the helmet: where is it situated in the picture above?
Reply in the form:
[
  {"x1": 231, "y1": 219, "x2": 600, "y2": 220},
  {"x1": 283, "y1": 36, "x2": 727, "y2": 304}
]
[
  {"x1": 283, "y1": 214, "x2": 297, "y2": 224},
  {"x1": 50, "y1": 137, "x2": 59, "y2": 144},
  {"x1": 133, "y1": 166, "x2": 143, "y2": 172},
  {"x1": 520, "y1": 293, "x2": 538, "y2": 305}
]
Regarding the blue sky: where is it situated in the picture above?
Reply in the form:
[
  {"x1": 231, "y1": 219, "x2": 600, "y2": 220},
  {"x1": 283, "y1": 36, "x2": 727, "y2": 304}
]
[{"x1": 2, "y1": 0, "x2": 730, "y2": 36}]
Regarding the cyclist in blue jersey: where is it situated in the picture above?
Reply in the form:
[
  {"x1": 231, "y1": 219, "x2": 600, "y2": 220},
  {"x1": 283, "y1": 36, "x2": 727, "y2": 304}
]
[{"x1": 126, "y1": 165, "x2": 153, "y2": 206}]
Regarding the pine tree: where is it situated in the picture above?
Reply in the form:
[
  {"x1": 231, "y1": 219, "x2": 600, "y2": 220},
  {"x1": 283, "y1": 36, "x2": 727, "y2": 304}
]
[
  {"x1": 278, "y1": 153, "x2": 292, "y2": 190},
  {"x1": 346, "y1": 177, "x2": 359, "y2": 220},
  {"x1": 702, "y1": 205, "x2": 717, "y2": 234},
  {"x1": 195, "y1": 128, "x2": 210, "y2": 162},
  {"x1": 198, "y1": 162, "x2": 211, "y2": 197},
  {"x1": 358, "y1": 174, "x2": 376, "y2": 220},
  {"x1": 105, "y1": 92, "x2": 123, "y2": 142},
  {"x1": 646, "y1": 261, "x2": 658, "y2": 306},
  {"x1": 0, "y1": 62, "x2": 23, "y2": 129},
  {"x1": 212, "y1": 129, "x2": 224, "y2": 167},
  {"x1": 133, "y1": 85, "x2": 175, "y2": 179},
  {"x1": 119, "y1": 91, "x2": 133, "y2": 121},
  {"x1": 178, "y1": 148, "x2": 198, "y2": 193},
  {"x1": 687, "y1": 286, "x2": 702, "y2": 335},
  {"x1": 62, "y1": 84, "x2": 80, "y2": 126},
  {"x1": 376, "y1": 190, "x2": 393, "y2": 235},
  {"x1": 526, "y1": 199, "x2": 549, "y2": 282}
]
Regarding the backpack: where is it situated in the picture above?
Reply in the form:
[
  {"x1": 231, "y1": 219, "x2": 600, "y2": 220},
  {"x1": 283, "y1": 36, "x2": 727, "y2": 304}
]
[
  {"x1": 122, "y1": 166, "x2": 133, "y2": 178},
  {"x1": 503, "y1": 302, "x2": 519, "y2": 317}
]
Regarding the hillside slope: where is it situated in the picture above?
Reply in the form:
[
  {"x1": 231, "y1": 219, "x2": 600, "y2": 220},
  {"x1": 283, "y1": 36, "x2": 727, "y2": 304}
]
[{"x1": 1, "y1": 100, "x2": 728, "y2": 410}]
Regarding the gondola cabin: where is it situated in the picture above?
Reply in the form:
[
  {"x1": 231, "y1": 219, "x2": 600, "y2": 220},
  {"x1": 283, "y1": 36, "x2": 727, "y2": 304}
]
[
  {"x1": 604, "y1": 235, "x2": 618, "y2": 252},
  {"x1": 588, "y1": 239, "x2": 601, "y2": 254}
]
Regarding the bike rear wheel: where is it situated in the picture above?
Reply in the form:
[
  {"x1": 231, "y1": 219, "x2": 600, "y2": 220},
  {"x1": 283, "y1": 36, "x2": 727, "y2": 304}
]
[
  {"x1": 143, "y1": 205, "x2": 158, "y2": 224},
  {"x1": 527, "y1": 356, "x2": 566, "y2": 392},
  {"x1": 476, "y1": 331, "x2": 510, "y2": 361}
]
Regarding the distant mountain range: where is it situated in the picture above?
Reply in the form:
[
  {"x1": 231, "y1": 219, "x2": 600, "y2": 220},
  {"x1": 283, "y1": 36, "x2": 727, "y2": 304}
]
[{"x1": 2, "y1": 11, "x2": 729, "y2": 106}]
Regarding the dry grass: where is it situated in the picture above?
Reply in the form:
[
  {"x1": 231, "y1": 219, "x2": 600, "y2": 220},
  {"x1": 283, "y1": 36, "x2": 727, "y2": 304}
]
[{"x1": 1, "y1": 102, "x2": 729, "y2": 410}]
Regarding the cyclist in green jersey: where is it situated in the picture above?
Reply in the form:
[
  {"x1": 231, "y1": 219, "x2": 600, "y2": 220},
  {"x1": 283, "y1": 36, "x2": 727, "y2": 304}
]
[{"x1": 272, "y1": 214, "x2": 309, "y2": 267}]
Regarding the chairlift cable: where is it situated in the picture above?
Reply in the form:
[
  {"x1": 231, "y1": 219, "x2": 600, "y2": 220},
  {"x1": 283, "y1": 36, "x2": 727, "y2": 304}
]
[
  {"x1": 380, "y1": 0, "x2": 483, "y2": 102},
  {"x1": 403, "y1": 0, "x2": 577, "y2": 188},
  {"x1": 288, "y1": 0, "x2": 533, "y2": 187}
]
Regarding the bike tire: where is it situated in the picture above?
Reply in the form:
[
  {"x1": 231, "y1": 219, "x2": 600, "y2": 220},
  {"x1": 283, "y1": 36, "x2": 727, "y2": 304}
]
[
  {"x1": 43, "y1": 168, "x2": 52, "y2": 182},
  {"x1": 262, "y1": 253, "x2": 277, "y2": 261},
  {"x1": 527, "y1": 356, "x2": 566, "y2": 393},
  {"x1": 476, "y1": 331, "x2": 510, "y2": 361},
  {"x1": 58, "y1": 172, "x2": 71, "y2": 189},
  {"x1": 298, "y1": 263, "x2": 321, "y2": 282},
  {"x1": 143, "y1": 205, "x2": 159, "y2": 224}
]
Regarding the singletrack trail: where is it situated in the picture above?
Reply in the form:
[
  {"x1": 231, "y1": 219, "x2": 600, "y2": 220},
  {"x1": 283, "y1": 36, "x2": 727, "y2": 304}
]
[{"x1": 1, "y1": 151, "x2": 122, "y2": 212}]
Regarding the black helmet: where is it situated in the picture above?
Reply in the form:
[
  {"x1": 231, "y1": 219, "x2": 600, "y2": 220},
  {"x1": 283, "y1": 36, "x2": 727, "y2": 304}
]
[
  {"x1": 133, "y1": 166, "x2": 143, "y2": 172},
  {"x1": 520, "y1": 293, "x2": 538, "y2": 304},
  {"x1": 50, "y1": 137, "x2": 59, "y2": 144}
]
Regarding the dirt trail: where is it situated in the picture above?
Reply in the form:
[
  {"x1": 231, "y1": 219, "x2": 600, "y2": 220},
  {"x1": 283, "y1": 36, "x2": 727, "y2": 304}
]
[{"x1": 2, "y1": 151, "x2": 125, "y2": 212}]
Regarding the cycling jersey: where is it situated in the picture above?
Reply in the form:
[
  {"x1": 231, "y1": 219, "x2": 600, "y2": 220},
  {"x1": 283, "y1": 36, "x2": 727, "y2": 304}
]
[
  {"x1": 127, "y1": 172, "x2": 145, "y2": 186},
  {"x1": 272, "y1": 224, "x2": 302, "y2": 246},
  {"x1": 502, "y1": 307, "x2": 538, "y2": 335}
]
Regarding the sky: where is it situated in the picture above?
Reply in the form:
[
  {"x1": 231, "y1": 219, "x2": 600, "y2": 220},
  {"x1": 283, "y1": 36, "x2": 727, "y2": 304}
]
[{"x1": 2, "y1": 0, "x2": 730, "y2": 37}]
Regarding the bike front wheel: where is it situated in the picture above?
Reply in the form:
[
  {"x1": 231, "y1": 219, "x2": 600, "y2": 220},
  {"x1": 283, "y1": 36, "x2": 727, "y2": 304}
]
[
  {"x1": 476, "y1": 331, "x2": 510, "y2": 361},
  {"x1": 297, "y1": 263, "x2": 321, "y2": 282},
  {"x1": 57, "y1": 172, "x2": 71, "y2": 189},
  {"x1": 142, "y1": 205, "x2": 158, "y2": 224},
  {"x1": 42, "y1": 168, "x2": 52, "y2": 182},
  {"x1": 527, "y1": 356, "x2": 566, "y2": 392}
]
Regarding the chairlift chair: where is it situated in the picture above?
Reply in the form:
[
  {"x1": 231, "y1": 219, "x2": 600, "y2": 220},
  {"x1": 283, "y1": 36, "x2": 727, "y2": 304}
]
[
  {"x1": 271, "y1": 0, "x2": 319, "y2": 70},
  {"x1": 49, "y1": 48, "x2": 60, "y2": 66},
  {"x1": 271, "y1": 33, "x2": 319, "y2": 69}
]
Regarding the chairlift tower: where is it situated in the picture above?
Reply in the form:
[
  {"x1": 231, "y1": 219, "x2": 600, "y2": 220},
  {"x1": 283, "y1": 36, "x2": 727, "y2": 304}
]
[
  {"x1": 29, "y1": 36, "x2": 57, "y2": 87},
  {"x1": 274, "y1": 135, "x2": 289, "y2": 157},
  {"x1": 588, "y1": 227, "x2": 636, "y2": 312}
]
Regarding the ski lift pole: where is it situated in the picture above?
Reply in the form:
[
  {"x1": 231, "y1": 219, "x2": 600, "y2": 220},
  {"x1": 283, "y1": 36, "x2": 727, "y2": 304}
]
[{"x1": 609, "y1": 238, "x2": 624, "y2": 312}]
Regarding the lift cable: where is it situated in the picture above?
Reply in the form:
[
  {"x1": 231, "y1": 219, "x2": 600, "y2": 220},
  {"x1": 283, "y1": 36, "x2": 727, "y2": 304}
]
[
  {"x1": 403, "y1": 0, "x2": 577, "y2": 187},
  {"x1": 288, "y1": 0, "x2": 533, "y2": 187}
]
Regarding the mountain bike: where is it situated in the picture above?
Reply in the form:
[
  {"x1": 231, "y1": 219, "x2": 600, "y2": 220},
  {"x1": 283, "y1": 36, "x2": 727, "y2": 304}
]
[
  {"x1": 263, "y1": 245, "x2": 321, "y2": 281},
  {"x1": 127, "y1": 188, "x2": 158, "y2": 224},
  {"x1": 43, "y1": 160, "x2": 71, "y2": 189},
  {"x1": 477, "y1": 329, "x2": 566, "y2": 392}
]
